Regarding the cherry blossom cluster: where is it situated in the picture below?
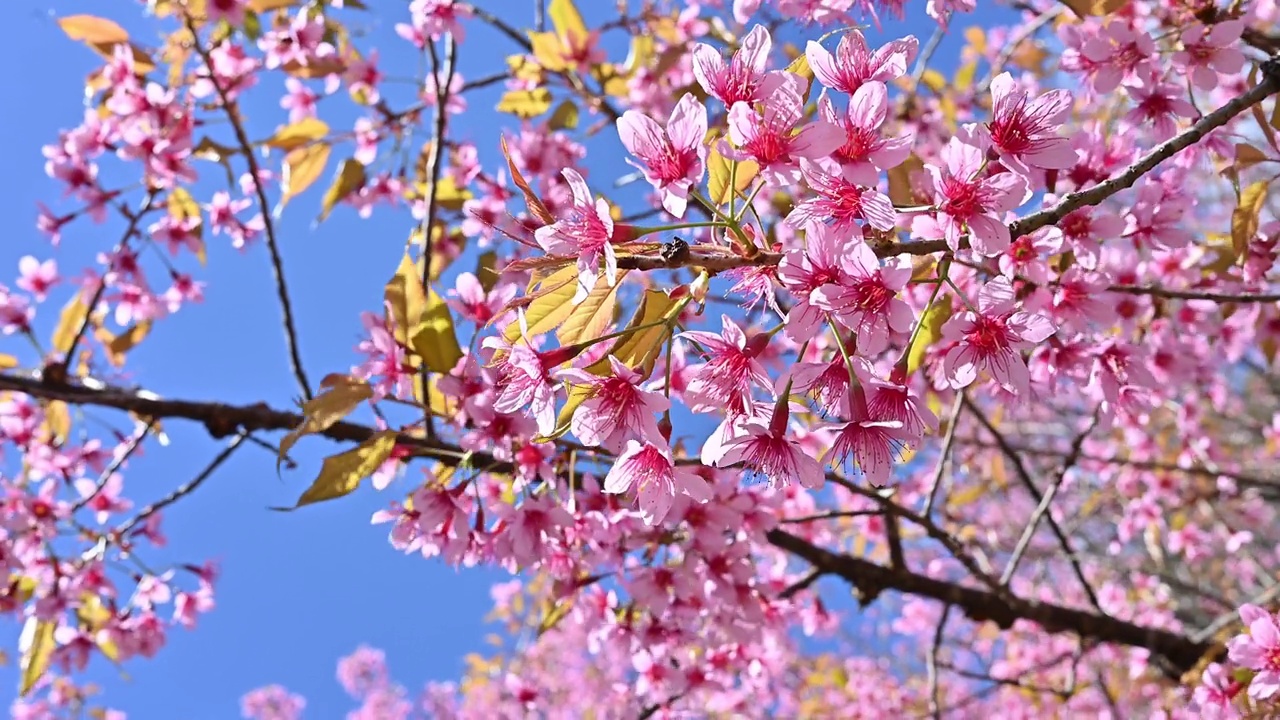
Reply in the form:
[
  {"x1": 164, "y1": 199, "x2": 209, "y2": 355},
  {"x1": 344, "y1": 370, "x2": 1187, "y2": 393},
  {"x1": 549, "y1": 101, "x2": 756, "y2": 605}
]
[{"x1": 6, "y1": 0, "x2": 1280, "y2": 716}]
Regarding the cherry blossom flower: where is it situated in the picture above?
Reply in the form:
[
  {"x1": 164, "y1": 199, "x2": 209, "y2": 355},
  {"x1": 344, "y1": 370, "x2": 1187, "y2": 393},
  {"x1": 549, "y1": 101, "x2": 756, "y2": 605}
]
[
  {"x1": 1173, "y1": 20, "x2": 1246, "y2": 91},
  {"x1": 280, "y1": 77, "x2": 319, "y2": 123},
  {"x1": 16, "y1": 257, "x2": 58, "y2": 302},
  {"x1": 561, "y1": 356, "x2": 669, "y2": 453},
  {"x1": 787, "y1": 159, "x2": 896, "y2": 237},
  {"x1": 1228, "y1": 604, "x2": 1280, "y2": 699},
  {"x1": 534, "y1": 169, "x2": 617, "y2": 304},
  {"x1": 480, "y1": 329, "x2": 576, "y2": 437},
  {"x1": 691, "y1": 25, "x2": 789, "y2": 107},
  {"x1": 446, "y1": 272, "x2": 515, "y2": 325},
  {"x1": 725, "y1": 81, "x2": 843, "y2": 185},
  {"x1": 677, "y1": 314, "x2": 773, "y2": 416},
  {"x1": 206, "y1": 0, "x2": 250, "y2": 25},
  {"x1": 810, "y1": 241, "x2": 913, "y2": 355},
  {"x1": 617, "y1": 93, "x2": 708, "y2": 218},
  {"x1": 979, "y1": 73, "x2": 1075, "y2": 176},
  {"x1": 603, "y1": 440, "x2": 711, "y2": 526},
  {"x1": 717, "y1": 401, "x2": 825, "y2": 490},
  {"x1": 940, "y1": 277, "x2": 1055, "y2": 395},
  {"x1": 1080, "y1": 21, "x2": 1158, "y2": 94},
  {"x1": 913, "y1": 138, "x2": 1031, "y2": 256},
  {"x1": 821, "y1": 82, "x2": 914, "y2": 181},
  {"x1": 806, "y1": 32, "x2": 917, "y2": 94},
  {"x1": 1192, "y1": 662, "x2": 1243, "y2": 719},
  {"x1": 1123, "y1": 74, "x2": 1196, "y2": 142}
]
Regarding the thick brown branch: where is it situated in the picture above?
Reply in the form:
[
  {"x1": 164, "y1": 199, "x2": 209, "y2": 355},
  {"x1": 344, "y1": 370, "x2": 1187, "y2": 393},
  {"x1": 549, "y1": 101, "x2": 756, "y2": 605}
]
[{"x1": 765, "y1": 528, "x2": 1214, "y2": 676}]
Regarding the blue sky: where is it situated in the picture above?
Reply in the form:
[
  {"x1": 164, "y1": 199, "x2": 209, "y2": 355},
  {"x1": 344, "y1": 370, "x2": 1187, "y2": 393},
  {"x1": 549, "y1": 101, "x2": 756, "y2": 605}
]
[{"x1": 0, "y1": 1, "x2": 1013, "y2": 716}]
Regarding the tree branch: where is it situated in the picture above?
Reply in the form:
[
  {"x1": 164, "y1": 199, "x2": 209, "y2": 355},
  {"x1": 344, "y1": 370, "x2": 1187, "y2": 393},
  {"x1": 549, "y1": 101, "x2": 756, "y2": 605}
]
[
  {"x1": 765, "y1": 528, "x2": 1213, "y2": 677},
  {"x1": 187, "y1": 16, "x2": 313, "y2": 401}
]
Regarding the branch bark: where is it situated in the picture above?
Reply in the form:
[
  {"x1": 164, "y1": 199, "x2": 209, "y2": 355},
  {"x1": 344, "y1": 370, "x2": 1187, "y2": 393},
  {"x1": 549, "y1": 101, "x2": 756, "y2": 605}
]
[{"x1": 0, "y1": 371, "x2": 1220, "y2": 676}]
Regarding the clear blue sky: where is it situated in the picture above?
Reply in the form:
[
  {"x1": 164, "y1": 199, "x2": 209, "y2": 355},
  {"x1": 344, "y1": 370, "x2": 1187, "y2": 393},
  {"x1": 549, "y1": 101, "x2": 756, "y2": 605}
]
[{"x1": 0, "y1": 1, "x2": 1011, "y2": 716}]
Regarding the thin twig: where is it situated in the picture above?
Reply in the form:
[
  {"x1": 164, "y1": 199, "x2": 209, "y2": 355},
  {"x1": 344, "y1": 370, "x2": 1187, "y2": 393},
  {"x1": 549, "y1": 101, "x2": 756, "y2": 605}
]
[
  {"x1": 1000, "y1": 413, "x2": 1098, "y2": 586},
  {"x1": 1106, "y1": 284, "x2": 1280, "y2": 302},
  {"x1": 71, "y1": 420, "x2": 153, "y2": 512},
  {"x1": 114, "y1": 433, "x2": 247, "y2": 537},
  {"x1": 186, "y1": 15, "x2": 313, "y2": 401},
  {"x1": 419, "y1": 34, "x2": 458, "y2": 438},
  {"x1": 964, "y1": 397, "x2": 1105, "y2": 614},
  {"x1": 923, "y1": 393, "x2": 965, "y2": 516},
  {"x1": 462, "y1": 2, "x2": 534, "y2": 50},
  {"x1": 64, "y1": 194, "x2": 155, "y2": 364},
  {"x1": 975, "y1": 5, "x2": 1065, "y2": 95},
  {"x1": 926, "y1": 603, "x2": 952, "y2": 719}
]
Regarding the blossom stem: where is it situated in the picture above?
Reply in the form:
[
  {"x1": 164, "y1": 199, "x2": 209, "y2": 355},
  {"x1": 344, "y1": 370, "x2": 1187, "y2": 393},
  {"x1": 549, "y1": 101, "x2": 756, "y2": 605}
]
[
  {"x1": 898, "y1": 257, "x2": 951, "y2": 369},
  {"x1": 627, "y1": 221, "x2": 731, "y2": 238}
]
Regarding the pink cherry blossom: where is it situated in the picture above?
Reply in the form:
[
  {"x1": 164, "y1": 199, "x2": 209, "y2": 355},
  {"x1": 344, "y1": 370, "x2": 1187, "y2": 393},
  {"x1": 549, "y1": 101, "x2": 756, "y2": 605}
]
[
  {"x1": 805, "y1": 32, "x2": 917, "y2": 94},
  {"x1": 1228, "y1": 604, "x2": 1280, "y2": 699},
  {"x1": 1173, "y1": 20, "x2": 1246, "y2": 91},
  {"x1": 559, "y1": 359, "x2": 667, "y2": 454},
  {"x1": 810, "y1": 241, "x2": 913, "y2": 355},
  {"x1": 913, "y1": 138, "x2": 1030, "y2": 256},
  {"x1": 677, "y1": 314, "x2": 773, "y2": 416},
  {"x1": 603, "y1": 439, "x2": 711, "y2": 526},
  {"x1": 819, "y1": 81, "x2": 915, "y2": 176},
  {"x1": 980, "y1": 73, "x2": 1075, "y2": 176},
  {"x1": 725, "y1": 81, "x2": 843, "y2": 185},
  {"x1": 717, "y1": 402, "x2": 825, "y2": 490},
  {"x1": 691, "y1": 25, "x2": 788, "y2": 107},
  {"x1": 940, "y1": 277, "x2": 1055, "y2": 395},
  {"x1": 617, "y1": 93, "x2": 708, "y2": 218},
  {"x1": 16, "y1": 257, "x2": 58, "y2": 302},
  {"x1": 534, "y1": 169, "x2": 617, "y2": 304},
  {"x1": 787, "y1": 159, "x2": 896, "y2": 237}
]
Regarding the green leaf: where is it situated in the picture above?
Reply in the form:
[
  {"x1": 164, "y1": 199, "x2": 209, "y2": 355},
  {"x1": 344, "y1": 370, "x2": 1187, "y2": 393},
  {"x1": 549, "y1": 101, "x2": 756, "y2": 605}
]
[
  {"x1": 283, "y1": 430, "x2": 398, "y2": 509},
  {"x1": 906, "y1": 294, "x2": 953, "y2": 377},
  {"x1": 476, "y1": 251, "x2": 500, "y2": 292}
]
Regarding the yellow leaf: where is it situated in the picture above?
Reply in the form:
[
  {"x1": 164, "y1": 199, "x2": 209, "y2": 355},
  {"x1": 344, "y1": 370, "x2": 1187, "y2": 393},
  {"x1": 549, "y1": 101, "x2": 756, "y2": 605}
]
[
  {"x1": 948, "y1": 479, "x2": 987, "y2": 508},
  {"x1": 548, "y1": 100, "x2": 580, "y2": 131},
  {"x1": 537, "y1": 596, "x2": 574, "y2": 637},
  {"x1": 0, "y1": 354, "x2": 16, "y2": 369},
  {"x1": 76, "y1": 594, "x2": 119, "y2": 662},
  {"x1": 558, "y1": 272, "x2": 628, "y2": 346},
  {"x1": 433, "y1": 175, "x2": 473, "y2": 212},
  {"x1": 265, "y1": 118, "x2": 330, "y2": 151},
  {"x1": 888, "y1": 154, "x2": 926, "y2": 207},
  {"x1": 954, "y1": 60, "x2": 977, "y2": 92},
  {"x1": 385, "y1": 251, "x2": 428, "y2": 347},
  {"x1": 288, "y1": 430, "x2": 398, "y2": 508},
  {"x1": 549, "y1": 0, "x2": 589, "y2": 48},
  {"x1": 608, "y1": 289, "x2": 682, "y2": 378},
  {"x1": 476, "y1": 251, "x2": 500, "y2": 292},
  {"x1": 624, "y1": 35, "x2": 655, "y2": 76},
  {"x1": 101, "y1": 321, "x2": 151, "y2": 368},
  {"x1": 44, "y1": 401, "x2": 71, "y2": 445},
  {"x1": 529, "y1": 31, "x2": 569, "y2": 72},
  {"x1": 1232, "y1": 181, "x2": 1269, "y2": 262},
  {"x1": 919, "y1": 69, "x2": 946, "y2": 94},
  {"x1": 964, "y1": 26, "x2": 987, "y2": 55},
  {"x1": 497, "y1": 89, "x2": 554, "y2": 119},
  {"x1": 58, "y1": 15, "x2": 128, "y2": 45},
  {"x1": 277, "y1": 375, "x2": 374, "y2": 467},
  {"x1": 1061, "y1": 0, "x2": 1127, "y2": 16},
  {"x1": 412, "y1": 287, "x2": 464, "y2": 373},
  {"x1": 706, "y1": 136, "x2": 758, "y2": 206},
  {"x1": 282, "y1": 143, "x2": 332, "y2": 203},
  {"x1": 320, "y1": 158, "x2": 366, "y2": 221},
  {"x1": 1236, "y1": 143, "x2": 1269, "y2": 171},
  {"x1": 906, "y1": 294, "x2": 953, "y2": 376},
  {"x1": 282, "y1": 56, "x2": 347, "y2": 79},
  {"x1": 504, "y1": 265, "x2": 585, "y2": 342},
  {"x1": 51, "y1": 295, "x2": 90, "y2": 356},
  {"x1": 18, "y1": 617, "x2": 55, "y2": 697},
  {"x1": 249, "y1": 0, "x2": 297, "y2": 11}
]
